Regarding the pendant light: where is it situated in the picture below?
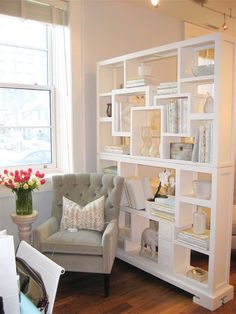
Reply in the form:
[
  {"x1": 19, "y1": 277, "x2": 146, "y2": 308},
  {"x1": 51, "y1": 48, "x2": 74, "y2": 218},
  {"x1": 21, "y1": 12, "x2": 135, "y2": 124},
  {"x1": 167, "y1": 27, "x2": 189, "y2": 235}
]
[
  {"x1": 151, "y1": 0, "x2": 160, "y2": 7},
  {"x1": 222, "y1": 13, "x2": 228, "y2": 30}
]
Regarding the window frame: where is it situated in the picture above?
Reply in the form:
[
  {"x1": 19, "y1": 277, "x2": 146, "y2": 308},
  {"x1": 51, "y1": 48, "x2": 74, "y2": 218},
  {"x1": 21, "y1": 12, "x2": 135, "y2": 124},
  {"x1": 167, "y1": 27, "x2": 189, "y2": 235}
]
[{"x1": 0, "y1": 21, "x2": 57, "y2": 172}]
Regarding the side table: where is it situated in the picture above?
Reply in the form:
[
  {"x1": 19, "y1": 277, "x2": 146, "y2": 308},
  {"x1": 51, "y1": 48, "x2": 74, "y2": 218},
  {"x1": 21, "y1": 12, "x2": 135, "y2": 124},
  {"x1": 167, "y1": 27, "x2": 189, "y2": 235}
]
[{"x1": 10, "y1": 210, "x2": 38, "y2": 244}]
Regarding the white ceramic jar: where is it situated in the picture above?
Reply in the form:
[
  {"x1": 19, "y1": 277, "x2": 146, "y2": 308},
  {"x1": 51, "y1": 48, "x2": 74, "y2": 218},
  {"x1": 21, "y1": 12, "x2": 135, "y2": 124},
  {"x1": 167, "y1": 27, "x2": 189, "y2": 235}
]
[{"x1": 193, "y1": 206, "x2": 207, "y2": 235}]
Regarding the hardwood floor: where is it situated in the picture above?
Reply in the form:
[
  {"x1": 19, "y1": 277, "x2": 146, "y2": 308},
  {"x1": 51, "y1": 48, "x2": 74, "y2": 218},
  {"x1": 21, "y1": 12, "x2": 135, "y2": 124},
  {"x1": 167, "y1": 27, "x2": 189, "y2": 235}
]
[{"x1": 54, "y1": 251, "x2": 236, "y2": 314}]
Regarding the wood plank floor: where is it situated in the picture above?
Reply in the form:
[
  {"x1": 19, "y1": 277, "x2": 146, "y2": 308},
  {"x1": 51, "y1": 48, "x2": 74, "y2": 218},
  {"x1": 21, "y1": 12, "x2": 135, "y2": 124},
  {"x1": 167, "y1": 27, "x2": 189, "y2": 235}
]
[{"x1": 54, "y1": 251, "x2": 236, "y2": 314}]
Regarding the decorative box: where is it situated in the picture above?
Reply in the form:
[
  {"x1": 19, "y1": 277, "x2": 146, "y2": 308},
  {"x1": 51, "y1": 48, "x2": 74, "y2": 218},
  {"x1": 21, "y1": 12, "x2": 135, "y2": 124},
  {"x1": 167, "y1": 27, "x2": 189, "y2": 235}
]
[
  {"x1": 192, "y1": 64, "x2": 214, "y2": 77},
  {"x1": 170, "y1": 143, "x2": 193, "y2": 161}
]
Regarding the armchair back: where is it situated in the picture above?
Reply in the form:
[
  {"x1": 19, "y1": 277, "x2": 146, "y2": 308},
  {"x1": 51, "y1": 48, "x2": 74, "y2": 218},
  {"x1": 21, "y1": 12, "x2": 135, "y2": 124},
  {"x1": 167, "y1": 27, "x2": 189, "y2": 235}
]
[{"x1": 51, "y1": 173, "x2": 124, "y2": 225}]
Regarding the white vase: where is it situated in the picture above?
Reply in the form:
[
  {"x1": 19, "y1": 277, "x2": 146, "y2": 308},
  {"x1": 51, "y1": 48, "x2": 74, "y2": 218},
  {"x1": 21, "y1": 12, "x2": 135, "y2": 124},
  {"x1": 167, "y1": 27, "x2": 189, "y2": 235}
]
[
  {"x1": 140, "y1": 126, "x2": 152, "y2": 156},
  {"x1": 203, "y1": 93, "x2": 214, "y2": 113},
  {"x1": 193, "y1": 206, "x2": 206, "y2": 235},
  {"x1": 149, "y1": 140, "x2": 159, "y2": 157}
]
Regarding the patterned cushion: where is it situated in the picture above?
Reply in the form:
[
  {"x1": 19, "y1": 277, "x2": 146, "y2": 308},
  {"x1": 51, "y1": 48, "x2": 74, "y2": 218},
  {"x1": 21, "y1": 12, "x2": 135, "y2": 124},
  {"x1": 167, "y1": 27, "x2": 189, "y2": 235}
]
[{"x1": 60, "y1": 196, "x2": 105, "y2": 231}]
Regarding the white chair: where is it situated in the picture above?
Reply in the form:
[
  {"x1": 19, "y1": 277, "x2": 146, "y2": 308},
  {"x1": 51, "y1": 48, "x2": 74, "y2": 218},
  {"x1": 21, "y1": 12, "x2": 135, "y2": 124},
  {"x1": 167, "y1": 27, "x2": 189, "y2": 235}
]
[
  {"x1": 0, "y1": 232, "x2": 19, "y2": 314},
  {"x1": 16, "y1": 241, "x2": 65, "y2": 314}
]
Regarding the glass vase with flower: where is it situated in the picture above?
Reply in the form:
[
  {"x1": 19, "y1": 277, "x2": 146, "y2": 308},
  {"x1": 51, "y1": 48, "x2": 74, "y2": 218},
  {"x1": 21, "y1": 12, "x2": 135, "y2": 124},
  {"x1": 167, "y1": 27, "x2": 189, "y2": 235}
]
[
  {"x1": 0, "y1": 168, "x2": 46, "y2": 215},
  {"x1": 148, "y1": 169, "x2": 175, "y2": 201}
]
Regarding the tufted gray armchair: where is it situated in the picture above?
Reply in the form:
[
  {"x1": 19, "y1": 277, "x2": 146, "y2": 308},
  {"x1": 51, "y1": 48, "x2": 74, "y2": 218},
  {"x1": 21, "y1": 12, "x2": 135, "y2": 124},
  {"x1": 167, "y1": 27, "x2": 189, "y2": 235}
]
[{"x1": 34, "y1": 173, "x2": 124, "y2": 297}]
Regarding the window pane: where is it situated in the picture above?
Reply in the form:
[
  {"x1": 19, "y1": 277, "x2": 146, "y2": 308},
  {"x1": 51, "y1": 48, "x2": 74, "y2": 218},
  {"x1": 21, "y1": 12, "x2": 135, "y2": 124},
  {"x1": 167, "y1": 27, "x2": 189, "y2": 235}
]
[
  {"x1": 0, "y1": 45, "x2": 48, "y2": 85},
  {"x1": 0, "y1": 127, "x2": 52, "y2": 167},
  {"x1": 0, "y1": 15, "x2": 47, "y2": 50},
  {"x1": 0, "y1": 15, "x2": 56, "y2": 169},
  {"x1": 0, "y1": 88, "x2": 51, "y2": 127}
]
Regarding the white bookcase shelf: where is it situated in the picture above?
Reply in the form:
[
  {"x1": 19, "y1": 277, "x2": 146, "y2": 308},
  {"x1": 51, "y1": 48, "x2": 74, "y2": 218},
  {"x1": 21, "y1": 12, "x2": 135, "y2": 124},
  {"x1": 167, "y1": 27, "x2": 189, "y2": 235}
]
[
  {"x1": 174, "y1": 240, "x2": 210, "y2": 255},
  {"x1": 97, "y1": 33, "x2": 235, "y2": 311},
  {"x1": 180, "y1": 75, "x2": 214, "y2": 83}
]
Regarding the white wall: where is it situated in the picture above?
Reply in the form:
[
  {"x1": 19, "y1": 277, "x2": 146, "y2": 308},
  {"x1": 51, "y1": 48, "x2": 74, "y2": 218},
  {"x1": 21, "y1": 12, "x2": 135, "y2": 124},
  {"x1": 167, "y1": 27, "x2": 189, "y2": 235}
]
[
  {"x1": 1, "y1": 1, "x2": 184, "y2": 244},
  {"x1": 0, "y1": 188, "x2": 52, "y2": 248},
  {"x1": 69, "y1": 0, "x2": 184, "y2": 172}
]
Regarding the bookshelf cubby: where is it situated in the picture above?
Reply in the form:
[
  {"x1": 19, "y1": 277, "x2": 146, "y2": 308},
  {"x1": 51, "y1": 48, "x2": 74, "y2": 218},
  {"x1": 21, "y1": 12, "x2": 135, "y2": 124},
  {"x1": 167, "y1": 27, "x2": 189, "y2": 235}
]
[{"x1": 97, "y1": 33, "x2": 235, "y2": 310}]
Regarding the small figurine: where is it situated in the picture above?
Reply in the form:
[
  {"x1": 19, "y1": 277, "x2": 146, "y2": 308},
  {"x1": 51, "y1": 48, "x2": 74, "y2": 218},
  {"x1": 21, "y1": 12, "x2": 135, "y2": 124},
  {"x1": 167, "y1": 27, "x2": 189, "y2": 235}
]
[{"x1": 141, "y1": 228, "x2": 158, "y2": 257}]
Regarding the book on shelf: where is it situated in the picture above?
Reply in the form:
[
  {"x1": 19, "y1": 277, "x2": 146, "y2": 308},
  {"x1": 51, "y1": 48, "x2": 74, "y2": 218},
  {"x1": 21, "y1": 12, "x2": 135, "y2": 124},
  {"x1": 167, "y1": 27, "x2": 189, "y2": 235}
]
[
  {"x1": 142, "y1": 177, "x2": 154, "y2": 200},
  {"x1": 123, "y1": 177, "x2": 154, "y2": 210},
  {"x1": 156, "y1": 88, "x2": 178, "y2": 95},
  {"x1": 159, "y1": 81, "x2": 178, "y2": 88},
  {"x1": 149, "y1": 209, "x2": 175, "y2": 222},
  {"x1": 155, "y1": 196, "x2": 175, "y2": 208},
  {"x1": 181, "y1": 98, "x2": 188, "y2": 134},
  {"x1": 191, "y1": 129, "x2": 200, "y2": 162},
  {"x1": 156, "y1": 81, "x2": 178, "y2": 95},
  {"x1": 191, "y1": 122, "x2": 212, "y2": 163},
  {"x1": 198, "y1": 125, "x2": 206, "y2": 163},
  {"x1": 177, "y1": 228, "x2": 210, "y2": 250},
  {"x1": 126, "y1": 76, "x2": 156, "y2": 87},
  {"x1": 180, "y1": 228, "x2": 210, "y2": 239},
  {"x1": 165, "y1": 98, "x2": 188, "y2": 134},
  {"x1": 104, "y1": 145, "x2": 129, "y2": 154},
  {"x1": 102, "y1": 165, "x2": 117, "y2": 174},
  {"x1": 115, "y1": 102, "x2": 131, "y2": 133},
  {"x1": 146, "y1": 196, "x2": 175, "y2": 215},
  {"x1": 125, "y1": 179, "x2": 146, "y2": 210},
  {"x1": 204, "y1": 122, "x2": 212, "y2": 163},
  {"x1": 167, "y1": 100, "x2": 178, "y2": 133}
]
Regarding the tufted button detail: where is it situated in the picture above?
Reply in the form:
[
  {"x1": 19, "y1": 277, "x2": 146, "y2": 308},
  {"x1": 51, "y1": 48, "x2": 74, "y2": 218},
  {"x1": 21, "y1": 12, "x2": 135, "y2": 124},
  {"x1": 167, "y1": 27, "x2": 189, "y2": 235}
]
[{"x1": 80, "y1": 192, "x2": 83, "y2": 197}]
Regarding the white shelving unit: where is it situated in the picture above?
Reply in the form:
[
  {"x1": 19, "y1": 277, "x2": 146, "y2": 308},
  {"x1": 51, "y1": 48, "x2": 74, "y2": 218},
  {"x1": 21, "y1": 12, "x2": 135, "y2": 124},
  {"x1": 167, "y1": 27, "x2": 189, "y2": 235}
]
[{"x1": 96, "y1": 33, "x2": 235, "y2": 310}]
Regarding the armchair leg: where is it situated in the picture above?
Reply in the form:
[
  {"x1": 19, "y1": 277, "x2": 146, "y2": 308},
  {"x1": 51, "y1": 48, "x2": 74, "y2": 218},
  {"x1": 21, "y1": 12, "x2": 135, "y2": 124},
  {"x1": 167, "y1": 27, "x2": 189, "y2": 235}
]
[{"x1": 104, "y1": 274, "x2": 110, "y2": 297}]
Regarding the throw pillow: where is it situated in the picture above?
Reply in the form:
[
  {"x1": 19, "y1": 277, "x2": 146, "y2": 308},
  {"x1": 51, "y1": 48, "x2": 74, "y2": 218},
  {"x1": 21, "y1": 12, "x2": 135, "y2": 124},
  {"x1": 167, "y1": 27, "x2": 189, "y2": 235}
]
[{"x1": 60, "y1": 196, "x2": 105, "y2": 231}]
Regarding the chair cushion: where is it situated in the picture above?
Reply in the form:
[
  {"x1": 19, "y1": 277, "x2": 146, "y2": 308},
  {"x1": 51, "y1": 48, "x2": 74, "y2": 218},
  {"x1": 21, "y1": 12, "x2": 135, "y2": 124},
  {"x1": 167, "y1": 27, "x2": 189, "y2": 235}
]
[
  {"x1": 60, "y1": 196, "x2": 104, "y2": 232},
  {"x1": 41, "y1": 230, "x2": 103, "y2": 255}
]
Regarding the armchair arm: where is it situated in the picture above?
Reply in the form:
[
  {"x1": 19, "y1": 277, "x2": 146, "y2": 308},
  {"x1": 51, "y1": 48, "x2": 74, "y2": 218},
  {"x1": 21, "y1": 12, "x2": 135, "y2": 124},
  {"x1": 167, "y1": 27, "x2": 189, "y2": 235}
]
[
  {"x1": 34, "y1": 216, "x2": 59, "y2": 251},
  {"x1": 102, "y1": 219, "x2": 119, "y2": 273}
]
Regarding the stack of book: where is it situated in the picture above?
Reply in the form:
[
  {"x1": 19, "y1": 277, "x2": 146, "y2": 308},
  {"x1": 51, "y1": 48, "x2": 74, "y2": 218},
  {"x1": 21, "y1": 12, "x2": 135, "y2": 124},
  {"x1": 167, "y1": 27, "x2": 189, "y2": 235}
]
[
  {"x1": 166, "y1": 98, "x2": 188, "y2": 134},
  {"x1": 104, "y1": 145, "x2": 129, "y2": 154},
  {"x1": 177, "y1": 228, "x2": 210, "y2": 250},
  {"x1": 156, "y1": 82, "x2": 178, "y2": 95},
  {"x1": 191, "y1": 122, "x2": 212, "y2": 163},
  {"x1": 126, "y1": 76, "x2": 155, "y2": 88},
  {"x1": 102, "y1": 166, "x2": 117, "y2": 174},
  {"x1": 146, "y1": 196, "x2": 175, "y2": 221}
]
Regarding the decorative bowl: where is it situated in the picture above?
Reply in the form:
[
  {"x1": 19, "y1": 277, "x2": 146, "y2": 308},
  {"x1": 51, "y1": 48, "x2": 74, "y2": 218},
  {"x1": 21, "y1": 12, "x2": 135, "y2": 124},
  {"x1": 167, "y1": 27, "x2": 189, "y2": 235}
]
[
  {"x1": 192, "y1": 64, "x2": 214, "y2": 77},
  {"x1": 187, "y1": 267, "x2": 208, "y2": 282},
  {"x1": 192, "y1": 180, "x2": 211, "y2": 199}
]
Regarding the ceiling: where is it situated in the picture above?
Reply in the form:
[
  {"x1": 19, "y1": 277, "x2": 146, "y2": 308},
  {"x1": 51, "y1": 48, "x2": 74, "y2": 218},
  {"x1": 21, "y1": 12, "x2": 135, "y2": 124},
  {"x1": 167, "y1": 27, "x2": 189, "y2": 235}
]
[{"x1": 135, "y1": 0, "x2": 236, "y2": 37}]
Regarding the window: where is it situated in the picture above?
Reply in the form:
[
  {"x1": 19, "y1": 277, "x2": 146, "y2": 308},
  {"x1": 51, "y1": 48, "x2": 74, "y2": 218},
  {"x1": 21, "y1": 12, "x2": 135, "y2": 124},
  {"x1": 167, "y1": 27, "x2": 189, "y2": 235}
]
[{"x1": 0, "y1": 15, "x2": 55, "y2": 169}]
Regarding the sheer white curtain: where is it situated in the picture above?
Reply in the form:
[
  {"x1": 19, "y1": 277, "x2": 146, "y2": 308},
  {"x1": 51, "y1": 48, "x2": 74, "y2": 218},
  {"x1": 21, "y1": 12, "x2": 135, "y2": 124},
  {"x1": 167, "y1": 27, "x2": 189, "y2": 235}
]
[{"x1": 52, "y1": 24, "x2": 72, "y2": 173}]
